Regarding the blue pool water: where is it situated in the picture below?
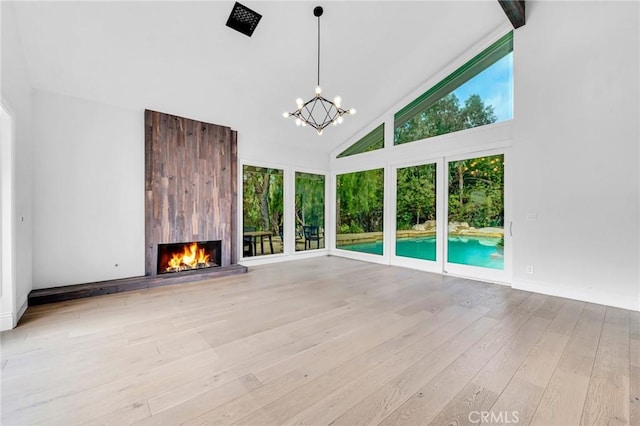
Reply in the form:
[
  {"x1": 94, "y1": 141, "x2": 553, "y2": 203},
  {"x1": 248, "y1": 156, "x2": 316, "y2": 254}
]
[{"x1": 338, "y1": 236, "x2": 503, "y2": 270}]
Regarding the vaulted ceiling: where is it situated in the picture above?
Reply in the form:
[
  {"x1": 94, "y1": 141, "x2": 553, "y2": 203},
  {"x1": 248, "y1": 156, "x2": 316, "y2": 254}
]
[{"x1": 11, "y1": 1, "x2": 509, "y2": 154}]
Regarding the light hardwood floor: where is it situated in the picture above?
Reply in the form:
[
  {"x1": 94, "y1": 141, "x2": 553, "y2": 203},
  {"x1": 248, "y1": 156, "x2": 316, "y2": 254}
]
[{"x1": 1, "y1": 257, "x2": 638, "y2": 425}]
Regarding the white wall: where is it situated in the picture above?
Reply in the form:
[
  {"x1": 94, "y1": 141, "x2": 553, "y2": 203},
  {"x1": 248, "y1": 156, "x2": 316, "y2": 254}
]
[
  {"x1": 32, "y1": 91, "x2": 145, "y2": 288},
  {"x1": 512, "y1": 1, "x2": 639, "y2": 310},
  {"x1": 1, "y1": 102, "x2": 16, "y2": 330},
  {"x1": 238, "y1": 137, "x2": 328, "y2": 172},
  {"x1": 1, "y1": 1, "x2": 33, "y2": 329}
]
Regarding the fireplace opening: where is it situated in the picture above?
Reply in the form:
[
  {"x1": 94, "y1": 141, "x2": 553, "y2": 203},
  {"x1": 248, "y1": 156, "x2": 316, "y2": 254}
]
[{"x1": 157, "y1": 241, "x2": 222, "y2": 275}]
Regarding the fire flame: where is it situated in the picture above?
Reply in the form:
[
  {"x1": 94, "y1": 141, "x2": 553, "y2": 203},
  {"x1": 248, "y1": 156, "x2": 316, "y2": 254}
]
[{"x1": 167, "y1": 243, "x2": 211, "y2": 271}]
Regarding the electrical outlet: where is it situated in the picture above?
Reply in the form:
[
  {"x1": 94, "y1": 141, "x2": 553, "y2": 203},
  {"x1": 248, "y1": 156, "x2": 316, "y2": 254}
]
[{"x1": 526, "y1": 265, "x2": 534, "y2": 274}]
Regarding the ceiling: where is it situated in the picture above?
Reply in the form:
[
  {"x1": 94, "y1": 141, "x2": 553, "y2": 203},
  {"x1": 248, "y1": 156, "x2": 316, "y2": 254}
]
[{"x1": 11, "y1": 1, "x2": 509, "y2": 154}]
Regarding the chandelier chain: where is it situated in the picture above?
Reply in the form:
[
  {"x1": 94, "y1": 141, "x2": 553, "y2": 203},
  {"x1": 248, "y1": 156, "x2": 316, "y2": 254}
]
[{"x1": 317, "y1": 13, "x2": 320, "y2": 88}]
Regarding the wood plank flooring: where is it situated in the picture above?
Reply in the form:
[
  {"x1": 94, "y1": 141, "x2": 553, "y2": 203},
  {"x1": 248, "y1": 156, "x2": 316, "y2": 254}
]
[{"x1": 1, "y1": 257, "x2": 637, "y2": 425}]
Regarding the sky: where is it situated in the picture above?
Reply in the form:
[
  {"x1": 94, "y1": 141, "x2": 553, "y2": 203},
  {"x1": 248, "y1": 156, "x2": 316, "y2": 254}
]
[{"x1": 453, "y1": 52, "x2": 514, "y2": 122}]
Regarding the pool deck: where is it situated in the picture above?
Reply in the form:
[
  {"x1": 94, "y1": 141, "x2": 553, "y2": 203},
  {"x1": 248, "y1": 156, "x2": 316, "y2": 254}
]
[{"x1": 337, "y1": 227, "x2": 503, "y2": 245}]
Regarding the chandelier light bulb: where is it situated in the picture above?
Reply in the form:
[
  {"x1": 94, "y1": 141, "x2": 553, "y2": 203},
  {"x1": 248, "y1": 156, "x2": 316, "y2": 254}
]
[
  {"x1": 337, "y1": 116, "x2": 343, "y2": 124},
  {"x1": 317, "y1": 129, "x2": 323, "y2": 135},
  {"x1": 349, "y1": 108, "x2": 356, "y2": 115},
  {"x1": 332, "y1": 120, "x2": 338, "y2": 126},
  {"x1": 282, "y1": 112, "x2": 289, "y2": 118},
  {"x1": 301, "y1": 121, "x2": 307, "y2": 127},
  {"x1": 334, "y1": 96, "x2": 341, "y2": 107},
  {"x1": 296, "y1": 98, "x2": 304, "y2": 108},
  {"x1": 315, "y1": 86, "x2": 322, "y2": 95},
  {"x1": 295, "y1": 118, "x2": 302, "y2": 126}
]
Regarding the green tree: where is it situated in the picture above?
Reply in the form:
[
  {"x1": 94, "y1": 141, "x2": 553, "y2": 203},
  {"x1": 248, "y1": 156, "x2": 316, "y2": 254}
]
[
  {"x1": 396, "y1": 164, "x2": 436, "y2": 230},
  {"x1": 336, "y1": 169, "x2": 384, "y2": 234},
  {"x1": 268, "y1": 172, "x2": 283, "y2": 235},
  {"x1": 243, "y1": 167, "x2": 284, "y2": 234},
  {"x1": 462, "y1": 94, "x2": 497, "y2": 128},
  {"x1": 296, "y1": 174, "x2": 325, "y2": 229},
  {"x1": 448, "y1": 155, "x2": 504, "y2": 228},
  {"x1": 394, "y1": 93, "x2": 496, "y2": 144}
]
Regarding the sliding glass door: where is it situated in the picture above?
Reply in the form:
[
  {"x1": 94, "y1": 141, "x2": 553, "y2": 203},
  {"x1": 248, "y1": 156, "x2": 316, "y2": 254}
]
[
  {"x1": 391, "y1": 151, "x2": 508, "y2": 281},
  {"x1": 445, "y1": 154, "x2": 505, "y2": 276}
]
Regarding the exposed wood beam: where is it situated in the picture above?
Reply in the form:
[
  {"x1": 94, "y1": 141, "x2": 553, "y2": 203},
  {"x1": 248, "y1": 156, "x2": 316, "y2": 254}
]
[{"x1": 498, "y1": 0, "x2": 526, "y2": 29}]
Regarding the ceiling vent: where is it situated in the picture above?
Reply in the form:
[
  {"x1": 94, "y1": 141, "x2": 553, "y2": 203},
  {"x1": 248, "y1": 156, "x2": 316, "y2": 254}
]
[{"x1": 226, "y1": 2, "x2": 262, "y2": 37}]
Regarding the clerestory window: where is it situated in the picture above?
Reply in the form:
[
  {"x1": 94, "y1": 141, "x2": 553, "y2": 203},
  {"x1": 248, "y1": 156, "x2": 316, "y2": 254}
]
[
  {"x1": 337, "y1": 123, "x2": 385, "y2": 158},
  {"x1": 394, "y1": 32, "x2": 513, "y2": 145}
]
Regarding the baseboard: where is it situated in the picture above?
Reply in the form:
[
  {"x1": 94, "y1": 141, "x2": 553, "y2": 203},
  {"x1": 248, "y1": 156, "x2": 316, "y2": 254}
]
[
  {"x1": 513, "y1": 278, "x2": 640, "y2": 312},
  {"x1": 17, "y1": 294, "x2": 28, "y2": 321},
  {"x1": 0, "y1": 312, "x2": 14, "y2": 331},
  {"x1": 329, "y1": 248, "x2": 389, "y2": 266},
  {"x1": 0, "y1": 295, "x2": 27, "y2": 331}
]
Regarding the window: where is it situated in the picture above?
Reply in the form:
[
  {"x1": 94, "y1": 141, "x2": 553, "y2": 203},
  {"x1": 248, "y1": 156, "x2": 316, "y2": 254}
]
[
  {"x1": 396, "y1": 163, "x2": 437, "y2": 261},
  {"x1": 242, "y1": 165, "x2": 284, "y2": 257},
  {"x1": 336, "y1": 168, "x2": 384, "y2": 255},
  {"x1": 337, "y1": 124, "x2": 384, "y2": 158},
  {"x1": 394, "y1": 32, "x2": 513, "y2": 145},
  {"x1": 295, "y1": 172, "x2": 325, "y2": 251}
]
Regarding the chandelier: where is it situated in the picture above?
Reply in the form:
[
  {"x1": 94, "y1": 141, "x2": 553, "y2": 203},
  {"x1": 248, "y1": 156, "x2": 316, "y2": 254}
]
[{"x1": 283, "y1": 6, "x2": 355, "y2": 135}]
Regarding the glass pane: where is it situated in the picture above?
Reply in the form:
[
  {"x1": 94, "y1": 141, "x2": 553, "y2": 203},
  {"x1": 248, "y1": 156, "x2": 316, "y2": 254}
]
[
  {"x1": 242, "y1": 165, "x2": 284, "y2": 257},
  {"x1": 337, "y1": 124, "x2": 384, "y2": 158},
  {"x1": 295, "y1": 172, "x2": 325, "y2": 251},
  {"x1": 394, "y1": 32, "x2": 513, "y2": 145},
  {"x1": 447, "y1": 155, "x2": 504, "y2": 269},
  {"x1": 336, "y1": 169, "x2": 384, "y2": 255},
  {"x1": 396, "y1": 163, "x2": 437, "y2": 261}
]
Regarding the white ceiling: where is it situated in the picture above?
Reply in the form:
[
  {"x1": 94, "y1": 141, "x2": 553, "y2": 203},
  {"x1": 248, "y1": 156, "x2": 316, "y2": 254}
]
[{"x1": 12, "y1": 1, "x2": 509, "y2": 154}]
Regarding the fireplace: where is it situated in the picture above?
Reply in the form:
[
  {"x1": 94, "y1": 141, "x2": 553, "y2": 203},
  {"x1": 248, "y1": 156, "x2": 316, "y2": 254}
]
[
  {"x1": 145, "y1": 110, "x2": 238, "y2": 276},
  {"x1": 157, "y1": 241, "x2": 222, "y2": 275}
]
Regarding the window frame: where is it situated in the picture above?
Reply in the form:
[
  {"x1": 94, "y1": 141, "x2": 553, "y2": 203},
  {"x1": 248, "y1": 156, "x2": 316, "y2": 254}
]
[
  {"x1": 333, "y1": 166, "x2": 387, "y2": 262},
  {"x1": 239, "y1": 161, "x2": 286, "y2": 260}
]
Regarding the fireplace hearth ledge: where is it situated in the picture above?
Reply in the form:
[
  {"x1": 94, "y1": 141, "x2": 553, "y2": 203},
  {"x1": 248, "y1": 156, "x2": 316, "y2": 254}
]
[{"x1": 28, "y1": 264, "x2": 248, "y2": 306}]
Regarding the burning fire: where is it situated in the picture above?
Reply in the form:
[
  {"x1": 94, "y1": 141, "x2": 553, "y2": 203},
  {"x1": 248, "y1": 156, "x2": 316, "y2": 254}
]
[{"x1": 166, "y1": 242, "x2": 212, "y2": 272}]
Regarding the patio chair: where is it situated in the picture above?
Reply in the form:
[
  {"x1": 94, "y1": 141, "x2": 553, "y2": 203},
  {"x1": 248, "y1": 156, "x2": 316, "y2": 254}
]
[
  {"x1": 303, "y1": 225, "x2": 321, "y2": 250},
  {"x1": 243, "y1": 226, "x2": 256, "y2": 256}
]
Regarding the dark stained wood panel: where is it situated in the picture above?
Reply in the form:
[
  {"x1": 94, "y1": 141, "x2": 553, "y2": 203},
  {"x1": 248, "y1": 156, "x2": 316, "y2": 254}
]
[
  {"x1": 145, "y1": 110, "x2": 238, "y2": 275},
  {"x1": 498, "y1": 0, "x2": 526, "y2": 29}
]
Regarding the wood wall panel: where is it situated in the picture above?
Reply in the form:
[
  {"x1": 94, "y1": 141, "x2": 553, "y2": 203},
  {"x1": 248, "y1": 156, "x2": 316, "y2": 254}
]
[{"x1": 144, "y1": 110, "x2": 237, "y2": 275}]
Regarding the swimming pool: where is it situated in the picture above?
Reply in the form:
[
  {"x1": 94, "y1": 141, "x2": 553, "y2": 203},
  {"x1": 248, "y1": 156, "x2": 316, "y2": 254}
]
[{"x1": 337, "y1": 236, "x2": 504, "y2": 269}]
